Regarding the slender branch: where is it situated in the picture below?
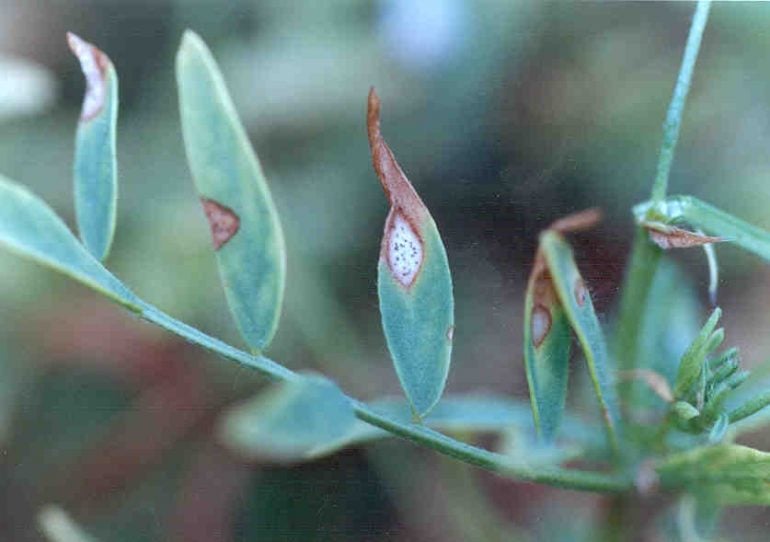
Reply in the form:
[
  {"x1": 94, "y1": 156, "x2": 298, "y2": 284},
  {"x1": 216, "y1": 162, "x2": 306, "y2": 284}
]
[
  {"x1": 651, "y1": 0, "x2": 712, "y2": 202},
  {"x1": 616, "y1": 1, "x2": 712, "y2": 398},
  {"x1": 131, "y1": 298, "x2": 629, "y2": 493}
]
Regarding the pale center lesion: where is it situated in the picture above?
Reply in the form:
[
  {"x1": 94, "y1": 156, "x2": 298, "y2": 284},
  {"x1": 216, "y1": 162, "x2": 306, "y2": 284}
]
[
  {"x1": 67, "y1": 33, "x2": 108, "y2": 122},
  {"x1": 387, "y1": 212, "x2": 423, "y2": 287}
]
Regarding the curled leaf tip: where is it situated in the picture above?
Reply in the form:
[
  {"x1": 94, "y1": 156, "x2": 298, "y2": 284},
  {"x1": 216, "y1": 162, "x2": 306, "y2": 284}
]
[
  {"x1": 548, "y1": 208, "x2": 603, "y2": 234},
  {"x1": 67, "y1": 32, "x2": 111, "y2": 122},
  {"x1": 367, "y1": 89, "x2": 429, "y2": 288},
  {"x1": 366, "y1": 88, "x2": 425, "y2": 216}
]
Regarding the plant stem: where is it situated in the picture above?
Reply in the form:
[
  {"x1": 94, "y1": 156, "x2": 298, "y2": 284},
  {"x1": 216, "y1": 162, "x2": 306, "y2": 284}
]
[
  {"x1": 615, "y1": 230, "x2": 662, "y2": 376},
  {"x1": 650, "y1": 0, "x2": 712, "y2": 203},
  {"x1": 131, "y1": 298, "x2": 630, "y2": 493},
  {"x1": 616, "y1": 1, "x2": 712, "y2": 391}
]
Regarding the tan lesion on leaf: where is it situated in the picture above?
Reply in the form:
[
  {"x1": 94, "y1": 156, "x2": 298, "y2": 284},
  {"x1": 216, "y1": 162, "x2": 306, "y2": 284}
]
[
  {"x1": 574, "y1": 277, "x2": 587, "y2": 307},
  {"x1": 528, "y1": 251, "x2": 559, "y2": 348},
  {"x1": 527, "y1": 208, "x2": 601, "y2": 346},
  {"x1": 201, "y1": 198, "x2": 240, "y2": 250},
  {"x1": 383, "y1": 209, "x2": 424, "y2": 288},
  {"x1": 67, "y1": 32, "x2": 112, "y2": 122},
  {"x1": 368, "y1": 88, "x2": 430, "y2": 288}
]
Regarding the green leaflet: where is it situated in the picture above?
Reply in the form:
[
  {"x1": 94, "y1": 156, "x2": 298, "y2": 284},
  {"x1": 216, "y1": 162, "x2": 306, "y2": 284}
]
[
  {"x1": 0, "y1": 175, "x2": 292, "y2": 381},
  {"x1": 38, "y1": 506, "x2": 98, "y2": 542},
  {"x1": 523, "y1": 250, "x2": 571, "y2": 442},
  {"x1": 658, "y1": 444, "x2": 770, "y2": 506},
  {"x1": 673, "y1": 307, "x2": 721, "y2": 399},
  {"x1": 219, "y1": 374, "x2": 356, "y2": 461},
  {"x1": 0, "y1": 175, "x2": 135, "y2": 308},
  {"x1": 539, "y1": 230, "x2": 620, "y2": 452},
  {"x1": 67, "y1": 33, "x2": 118, "y2": 262},
  {"x1": 221, "y1": 392, "x2": 598, "y2": 464},
  {"x1": 636, "y1": 195, "x2": 770, "y2": 262},
  {"x1": 368, "y1": 89, "x2": 454, "y2": 417},
  {"x1": 724, "y1": 359, "x2": 770, "y2": 433},
  {"x1": 176, "y1": 31, "x2": 286, "y2": 353}
]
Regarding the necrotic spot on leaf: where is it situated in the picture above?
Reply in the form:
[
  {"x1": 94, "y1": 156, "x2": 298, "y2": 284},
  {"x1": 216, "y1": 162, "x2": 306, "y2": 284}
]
[
  {"x1": 67, "y1": 32, "x2": 109, "y2": 122},
  {"x1": 446, "y1": 325, "x2": 454, "y2": 341},
  {"x1": 201, "y1": 198, "x2": 240, "y2": 250},
  {"x1": 531, "y1": 305, "x2": 552, "y2": 348},
  {"x1": 386, "y1": 211, "x2": 423, "y2": 287},
  {"x1": 644, "y1": 223, "x2": 723, "y2": 250},
  {"x1": 574, "y1": 277, "x2": 587, "y2": 307}
]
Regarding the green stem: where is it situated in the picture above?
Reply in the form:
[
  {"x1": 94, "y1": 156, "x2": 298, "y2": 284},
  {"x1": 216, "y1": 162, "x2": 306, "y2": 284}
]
[
  {"x1": 615, "y1": 228, "x2": 661, "y2": 373},
  {"x1": 650, "y1": 0, "x2": 712, "y2": 203},
  {"x1": 616, "y1": 1, "x2": 712, "y2": 393},
  {"x1": 131, "y1": 298, "x2": 629, "y2": 493}
]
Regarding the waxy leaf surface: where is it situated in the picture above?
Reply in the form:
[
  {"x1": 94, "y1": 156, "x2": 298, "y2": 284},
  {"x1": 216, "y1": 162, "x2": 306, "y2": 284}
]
[
  {"x1": 176, "y1": 31, "x2": 286, "y2": 352},
  {"x1": 220, "y1": 375, "x2": 356, "y2": 461},
  {"x1": 523, "y1": 250, "x2": 571, "y2": 442},
  {"x1": 540, "y1": 230, "x2": 620, "y2": 451},
  {"x1": 68, "y1": 33, "x2": 118, "y2": 261},
  {"x1": 0, "y1": 174, "x2": 135, "y2": 306},
  {"x1": 368, "y1": 89, "x2": 454, "y2": 417}
]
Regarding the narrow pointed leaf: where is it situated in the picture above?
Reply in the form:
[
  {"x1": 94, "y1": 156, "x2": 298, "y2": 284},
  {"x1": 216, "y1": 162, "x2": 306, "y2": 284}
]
[
  {"x1": 176, "y1": 31, "x2": 286, "y2": 352},
  {"x1": 724, "y1": 359, "x2": 770, "y2": 431},
  {"x1": 674, "y1": 307, "x2": 721, "y2": 399},
  {"x1": 539, "y1": 230, "x2": 620, "y2": 452},
  {"x1": 658, "y1": 444, "x2": 770, "y2": 505},
  {"x1": 219, "y1": 374, "x2": 356, "y2": 461},
  {"x1": 523, "y1": 250, "x2": 571, "y2": 442},
  {"x1": 644, "y1": 221, "x2": 724, "y2": 250},
  {"x1": 67, "y1": 33, "x2": 118, "y2": 261},
  {"x1": 0, "y1": 175, "x2": 135, "y2": 306},
  {"x1": 637, "y1": 195, "x2": 770, "y2": 262},
  {"x1": 367, "y1": 89, "x2": 454, "y2": 417}
]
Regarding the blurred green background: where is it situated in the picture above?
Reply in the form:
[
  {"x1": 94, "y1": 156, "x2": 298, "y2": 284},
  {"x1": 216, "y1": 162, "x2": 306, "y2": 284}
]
[{"x1": 2, "y1": 1, "x2": 770, "y2": 540}]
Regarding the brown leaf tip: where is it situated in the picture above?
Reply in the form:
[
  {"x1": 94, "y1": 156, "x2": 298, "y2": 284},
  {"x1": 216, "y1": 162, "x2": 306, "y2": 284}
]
[
  {"x1": 366, "y1": 87, "x2": 426, "y2": 222},
  {"x1": 644, "y1": 222, "x2": 724, "y2": 250},
  {"x1": 201, "y1": 198, "x2": 240, "y2": 250},
  {"x1": 67, "y1": 32, "x2": 111, "y2": 122},
  {"x1": 531, "y1": 305, "x2": 552, "y2": 348},
  {"x1": 548, "y1": 208, "x2": 603, "y2": 234},
  {"x1": 385, "y1": 210, "x2": 424, "y2": 287}
]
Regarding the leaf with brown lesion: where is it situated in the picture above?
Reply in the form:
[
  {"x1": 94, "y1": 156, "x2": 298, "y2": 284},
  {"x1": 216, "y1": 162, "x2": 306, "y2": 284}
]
[
  {"x1": 67, "y1": 32, "x2": 112, "y2": 122},
  {"x1": 367, "y1": 88, "x2": 454, "y2": 417},
  {"x1": 523, "y1": 209, "x2": 602, "y2": 442}
]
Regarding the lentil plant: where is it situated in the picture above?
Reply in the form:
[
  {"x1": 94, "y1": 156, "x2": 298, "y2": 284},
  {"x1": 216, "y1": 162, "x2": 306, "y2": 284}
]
[{"x1": 5, "y1": 1, "x2": 770, "y2": 539}]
